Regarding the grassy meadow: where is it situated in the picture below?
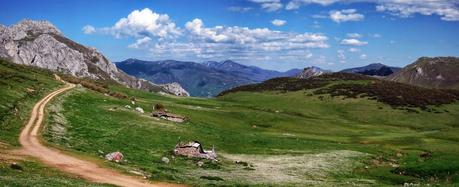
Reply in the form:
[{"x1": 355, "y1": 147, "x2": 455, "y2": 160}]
[
  {"x1": 1, "y1": 59, "x2": 458, "y2": 186},
  {"x1": 42, "y1": 80, "x2": 459, "y2": 186}
]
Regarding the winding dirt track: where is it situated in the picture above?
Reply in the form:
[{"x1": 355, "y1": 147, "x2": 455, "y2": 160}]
[{"x1": 19, "y1": 83, "x2": 178, "y2": 187}]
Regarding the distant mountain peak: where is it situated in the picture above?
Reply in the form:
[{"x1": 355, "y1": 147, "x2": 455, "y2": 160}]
[
  {"x1": 390, "y1": 56, "x2": 459, "y2": 89},
  {"x1": 221, "y1": 59, "x2": 236, "y2": 63},
  {"x1": 296, "y1": 66, "x2": 331, "y2": 79},
  {"x1": 340, "y1": 63, "x2": 401, "y2": 76}
]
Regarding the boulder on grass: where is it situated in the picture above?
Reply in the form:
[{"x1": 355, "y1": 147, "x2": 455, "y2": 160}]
[
  {"x1": 174, "y1": 141, "x2": 217, "y2": 161},
  {"x1": 105, "y1": 151, "x2": 124, "y2": 162},
  {"x1": 135, "y1": 107, "x2": 144, "y2": 113}
]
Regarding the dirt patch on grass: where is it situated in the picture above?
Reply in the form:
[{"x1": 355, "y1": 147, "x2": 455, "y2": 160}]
[{"x1": 192, "y1": 150, "x2": 374, "y2": 185}]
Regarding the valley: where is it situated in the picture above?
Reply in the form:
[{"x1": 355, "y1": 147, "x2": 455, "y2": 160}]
[{"x1": 2, "y1": 59, "x2": 458, "y2": 185}]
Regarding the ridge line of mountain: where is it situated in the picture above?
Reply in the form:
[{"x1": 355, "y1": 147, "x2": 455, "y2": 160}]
[
  {"x1": 0, "y1": 19, "x2": 189, "y2": 96},
  {"x1": 115, "y1": 58, "x2": 302, "y2": 97}
]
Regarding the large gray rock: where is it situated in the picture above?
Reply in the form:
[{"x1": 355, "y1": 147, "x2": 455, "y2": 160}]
[{"x1": 0, "y1": 19, "x2": 189, "y2": 96}]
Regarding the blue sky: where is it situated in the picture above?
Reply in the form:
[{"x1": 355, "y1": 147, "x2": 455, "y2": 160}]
[{"x1": 1, "y1": 0, "x2": 459, "y2": 71}]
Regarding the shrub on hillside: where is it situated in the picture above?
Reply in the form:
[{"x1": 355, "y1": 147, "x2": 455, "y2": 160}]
[
  {"x1": 313, "y1": 81, "x2": 458, "y2": 108},
  {"x1": 154, "y1": 103, "x2": 165, "y2": 111},
  {"x1": 60, "y1": 74, "x2": 81, "y2": 84},
  {"x1": 108, "y1": 91, "x2": 128, "y2": 99},
  {"x1": 219, "y1": 72, "x2": 458, "y2": 108},
  {"x1": 80, "y1": 80, "x2": 108, "y2": 93}
]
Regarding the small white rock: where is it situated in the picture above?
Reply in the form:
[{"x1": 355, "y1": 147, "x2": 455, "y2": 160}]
[
  {"x1": 161, "y1": 157, "x2": 170, "y2": 164},
  {"x1": 135, "y1": 107, "x2": 144, "y2": 113}
]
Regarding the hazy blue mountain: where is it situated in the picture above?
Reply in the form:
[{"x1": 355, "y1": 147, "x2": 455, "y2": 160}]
[
  {"x1": 340, "y1": 63, "x2": 401, "y2": 76},
  {"x1": 203, "y1": 60, "x2": 301, "y2": 81},
  {"x1": 116, "y1": 59, "x2": 300, "y2": 97}
]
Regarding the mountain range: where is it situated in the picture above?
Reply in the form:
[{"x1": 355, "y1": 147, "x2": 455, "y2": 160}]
[
  {"x1": 0, "y1": 20, "x2": 189, "y2": 96},
  {"x1": 1, "y1": 20, "x2": 457, "y2": 98},
  {"x1": 116, "y1": 59, "x2": 301, "y2": 97}
]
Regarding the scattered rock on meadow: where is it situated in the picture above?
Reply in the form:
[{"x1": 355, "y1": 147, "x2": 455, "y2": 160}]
[
  {"x1": 174, "y1": 141, "x2": 217, "y2": 161},
  {"x1": 419, "y1": 151, "x2": 432, "y2": 159},
  {"x1": 152, "y1": 104, "x2": 185, "y2": 122},
  {"x1": 26, "y1": 88, "x2": 35, "y2": 93},
  {"x1": 129, "y1": 170, "x2": 144, "y2": 176},
  {"x1": 10, "y1": 162, "x2": 23, "y2": 170},
  {"x1": 197, "y1": 161, "x2": 204, "y2": 167},
  {"x1": 161, "y1": 157, "x2": 170, "y2": 164},
  {"x1": 135, "y1": 107, "x2": 144, "y2": 113},
  {"x1": 105, "y1": 151, "x2": 124, "y2": 163},
  {"x1": 124, "y1": 105, "x2": 131, "y2": 109},
  {"x1": 235, "y1": 160, "x2": 249, "y2": 166}
]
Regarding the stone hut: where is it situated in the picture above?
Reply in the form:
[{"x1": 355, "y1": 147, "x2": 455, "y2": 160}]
[{"x1": 173, "y1": 141, "x2": 217, "y2": 160}]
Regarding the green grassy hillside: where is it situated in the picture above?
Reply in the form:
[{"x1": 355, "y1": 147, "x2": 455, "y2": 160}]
[
  {"x1": 0, "y1": 59, "x2": 114, "y2": 186},
  {"x1": 42, "y1": 74, "x2": 459, "y2": 186},
  {"x1": 0, "y1": 59, "x2": 62, "y2": 146},
  {"x1": 0, "y1": 159, "x2": 112, "y2": 187}
]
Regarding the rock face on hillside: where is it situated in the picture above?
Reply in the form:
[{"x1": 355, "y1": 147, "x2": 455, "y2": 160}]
[
  {"x1": 0, "y1": 19, "x2": 189, "y2": 96},
  {"x1": 296, "y1": 66, "x2": 331, "y2": 79},
  {"x1": 389, "y1": 57, "x2": 459, "y2": 89}
]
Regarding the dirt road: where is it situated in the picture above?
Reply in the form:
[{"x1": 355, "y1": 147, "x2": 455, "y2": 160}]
[{"x1": 19, "y1": 83, "x2": 178, "y2": 187}]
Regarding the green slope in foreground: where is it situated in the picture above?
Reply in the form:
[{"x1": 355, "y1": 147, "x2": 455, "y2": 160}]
[
  {"x1": 42, "y1": 74, "x2": 459, "y2": 186},
  {"x1": 0, "y1": 59, "x2": 112, "y2": 186}
]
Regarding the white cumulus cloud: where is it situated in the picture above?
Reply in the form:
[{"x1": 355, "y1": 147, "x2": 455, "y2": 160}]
[
  {"x1": 341, "y1": 38, "x2": 368, "y2": 46},
  {"x1": 228, "y1": 6, "x2": 252, "y2": 12},
  {"x1": 337, "y1": 49, "x2": 346, "y2": 63},
  {"x1": 82, "y1": 25, "x2": 96, "y2": 34},
  {"x1": 347, "y1": 33, "x2": 362, "y2": 38},
  {"x1": 271, "y1": 19, "x2": 287, "y2": 26},
  {"x1": 87, "y1": 8, "x2": 331, "y2": 64},
  {"x1": 284, "y1": 0, "x2": 459, "y2": 21},
  {"x1": 286, "y1": 0, "x2": 340, "y2": 10},
  {"x1": 104, "y1": 8, "x2": 181, "y2": 39},
  {"x1": 329, "y1": 9, "x2": 364, "y2": 23},
  {"x1": 249, "y1": 0, "x2": 283, "y2": 12},
  {"x1": 151, "y1": 18, "x2": 329, "y2": 62},
  {"x1": 348, "y1": 48, "x2": 361, "y2": 52},
  {"x1": 376, "y1": 1, "x2": 459, "y2": 21},
  {"x1": 128, "y1": 36, "x2": 152, "y2": 49}
]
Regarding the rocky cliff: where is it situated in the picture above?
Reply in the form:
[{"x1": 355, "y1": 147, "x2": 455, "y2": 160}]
[{"x1": 0, "y1": 19, "x2": 189, "y2": 96}]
